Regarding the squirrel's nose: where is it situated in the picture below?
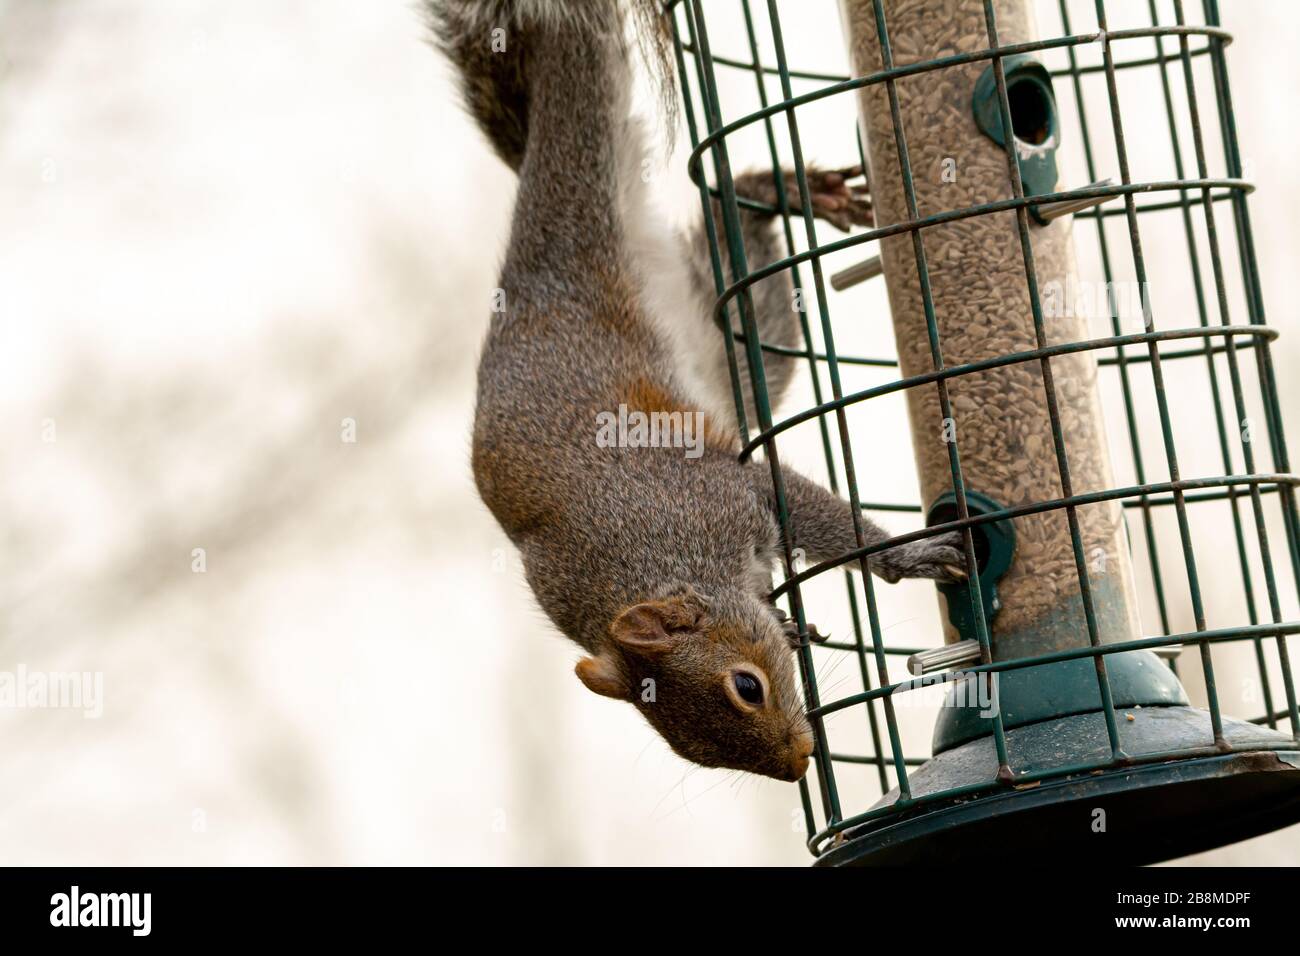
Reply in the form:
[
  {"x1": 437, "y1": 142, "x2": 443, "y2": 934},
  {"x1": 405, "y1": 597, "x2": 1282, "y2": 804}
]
[
  {"x1": 787, "y1": 729, "x2": 815, "y2": 779},
  {"x1": 788, "y1": 752, "x2": 811, "y2": 781}
]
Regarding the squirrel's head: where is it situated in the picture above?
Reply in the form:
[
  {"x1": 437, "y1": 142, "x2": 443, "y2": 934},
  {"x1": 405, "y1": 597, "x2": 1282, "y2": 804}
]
[{"x1": 576, "y1": 587, "x2": 815, "y2": 781}]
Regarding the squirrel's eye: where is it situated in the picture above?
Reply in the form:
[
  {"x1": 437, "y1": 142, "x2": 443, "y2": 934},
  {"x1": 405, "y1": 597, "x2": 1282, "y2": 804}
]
[{"x1": 733, "y1": 672, "x2": 764, "y2": 705}]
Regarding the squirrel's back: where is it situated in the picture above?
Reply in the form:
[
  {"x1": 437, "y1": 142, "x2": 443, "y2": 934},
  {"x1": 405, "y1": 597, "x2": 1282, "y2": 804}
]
[{"x1": 429, "y1": 1, "x2": 716, "y2": 540}]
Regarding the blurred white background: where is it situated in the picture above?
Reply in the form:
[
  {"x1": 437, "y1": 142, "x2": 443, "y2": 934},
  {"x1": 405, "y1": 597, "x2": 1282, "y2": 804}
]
[{"x1": 1, "y1": 0, "x2": 1297, "y2": 865}]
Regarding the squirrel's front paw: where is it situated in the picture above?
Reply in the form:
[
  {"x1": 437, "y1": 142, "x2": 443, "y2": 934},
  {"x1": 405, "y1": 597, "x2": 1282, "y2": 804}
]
[{"x1": 874, "y1": 532, "x2": 969, "y2": 584}]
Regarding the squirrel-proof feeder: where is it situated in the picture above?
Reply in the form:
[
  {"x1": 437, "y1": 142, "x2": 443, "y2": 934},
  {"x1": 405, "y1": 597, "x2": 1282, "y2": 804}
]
[{"x1": 671, "y1": 0, "x2": 1300, "y2": 865}]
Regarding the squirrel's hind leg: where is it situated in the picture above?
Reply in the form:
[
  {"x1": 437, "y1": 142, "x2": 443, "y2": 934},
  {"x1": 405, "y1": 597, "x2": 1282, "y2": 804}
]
[{"x1": 683, "y1": 166, "x2": 871, "y2": 427}]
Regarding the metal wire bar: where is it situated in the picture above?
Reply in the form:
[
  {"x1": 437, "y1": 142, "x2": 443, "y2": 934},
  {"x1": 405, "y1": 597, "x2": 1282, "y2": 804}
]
[
  {"x1": 716, "y1": 184, "x2": 1239, "y2": 218},
  {"x1": 983, "y1": 0, "x2": 1123, "y2": 761},
  {"x1": 810, "y1": 620, "x2": 1300, "y2": 722},
  {"x1": 1056, "y1": 0, "x2": 1174, "y2": 645},
  {"x1": 677, "y1": 31, "x2": 1220, "y2": 85},
  {"x1": 774, "y1": 474, "x2": 1300, "y2": 600},
  {"x1": 1173, "y1": 0, "x2": 1300, "y2": 738},
  {"x1": 689, "y1": 0, "x2": 850, "y2": 824},
  {"x1": 1202, "y1": 0, "x2": 1295, "y2": 513},
  {"x1": 671, "y1": 12, "x2": 752, "y2": 444},
  {"x1": 1097, "y1": 0, "x2": 1222, "y2": 743},
  {"x1": 697, "y1": 181, "x2": 1252, "y2": 321},
  {"x1": 730, "y1": 313, "x2": 1263, "y2": 368},
  {"x1": 762, "y1": 0, "x2": 915, "y2": 803},
  {"x1": 864, "y1": 0, "x2": 1009, "y2": 782},
  {"x1": 740, "y1": 325, "x2": 1277, "y2": 460},
  {"x1": 1152, "y1": 0, "x2": 1270, "y2": 707},
  {"x1": 1204, "y1": 0, "x2": 1300, "y2": 740},
  {"x1": 682, "y1": 27, "x2": 1233, "y2": 171},
  {"x1": 1148, "y1": 0, "x2": 1266, "y2": 691},
  {"x1": 737, "y1": 0, "x2": 894, "y2": 793},
  {"x1": 673, "y1": 3, "x2": 833, "y2": 827},
  {"x1": 855, "y1": 485, "x2": 1291, "y2": 515}
]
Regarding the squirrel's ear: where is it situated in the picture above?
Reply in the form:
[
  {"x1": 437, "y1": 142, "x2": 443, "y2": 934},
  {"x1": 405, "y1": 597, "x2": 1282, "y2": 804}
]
[
  {"x1": 575, "y1": 653, "x2": 630, "y2": 700},
  {"x1": 610, "y1": 595, "x2": 704, "y2": 656}
]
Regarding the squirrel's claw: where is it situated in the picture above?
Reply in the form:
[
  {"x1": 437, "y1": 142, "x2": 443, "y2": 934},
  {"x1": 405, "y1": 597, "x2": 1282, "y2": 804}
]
[
  {"x1": 942, "y1": 563, "x2": 969, "y2": 582},
  {"x1": 800, "y1": 164, "x2": 873, "y2": 232},
  {"x1": 781, "y1": 615, "x2": 829, "y2": 649},
  {"x1": 874, "y1": 531, "x2": 971, "y2": 585},
  {"x1": 733, "y1": 163, "x2": 873, "y2": 232}
]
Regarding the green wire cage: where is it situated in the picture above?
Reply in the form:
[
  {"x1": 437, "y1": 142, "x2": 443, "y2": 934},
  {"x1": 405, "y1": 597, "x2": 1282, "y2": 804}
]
[{"x1": 669, "y1": 0, "x2": 1300, "y2": 865}]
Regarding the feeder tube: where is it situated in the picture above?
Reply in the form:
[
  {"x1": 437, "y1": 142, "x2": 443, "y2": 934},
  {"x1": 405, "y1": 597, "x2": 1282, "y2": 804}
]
[{"x1": 838, "y1": 0, "x2": 1142, "y2": 661}]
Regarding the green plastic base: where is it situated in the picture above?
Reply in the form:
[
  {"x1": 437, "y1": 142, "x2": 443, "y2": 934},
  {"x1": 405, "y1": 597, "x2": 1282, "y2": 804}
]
[
  {"x1": 932, "y1": 649, "x2": 1187, "y2": 752},
  {"x1": 816, "y1": 706, "x2": 1300, "y2": 866}
]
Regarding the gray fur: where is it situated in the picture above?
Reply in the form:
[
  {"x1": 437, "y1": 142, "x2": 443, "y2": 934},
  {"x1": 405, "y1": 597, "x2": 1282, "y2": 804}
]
[{"x1": 431, "y1": 0, "x2": 963, "y2": 780}]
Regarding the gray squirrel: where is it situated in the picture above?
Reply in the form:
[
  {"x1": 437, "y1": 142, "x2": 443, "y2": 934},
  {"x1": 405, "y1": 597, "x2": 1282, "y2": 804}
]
[{"x1": 430, "y1": 0, "x2": 965, "y2": 781}]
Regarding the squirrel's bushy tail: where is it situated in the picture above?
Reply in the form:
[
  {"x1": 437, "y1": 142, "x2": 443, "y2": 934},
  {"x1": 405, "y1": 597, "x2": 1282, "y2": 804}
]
[{"x1": 427, "y1": 0, "x2": 672, "y2": 172}]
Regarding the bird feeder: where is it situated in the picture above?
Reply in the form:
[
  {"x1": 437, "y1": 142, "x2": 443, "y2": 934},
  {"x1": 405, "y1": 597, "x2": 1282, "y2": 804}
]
[{"x1": 671, "y1": 0, "x2": 1300, "y2": 865}]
